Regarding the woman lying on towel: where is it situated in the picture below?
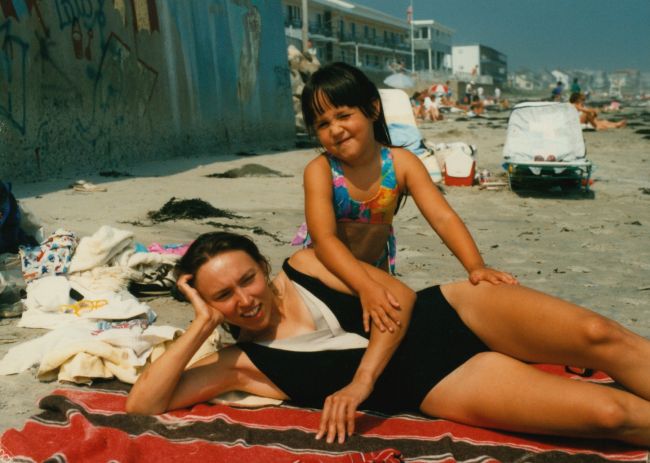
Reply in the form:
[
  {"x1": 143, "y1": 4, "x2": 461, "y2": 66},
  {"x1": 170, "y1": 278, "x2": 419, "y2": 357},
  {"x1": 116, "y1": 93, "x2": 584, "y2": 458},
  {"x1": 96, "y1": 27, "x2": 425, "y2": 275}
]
[{"x1": 127, "y1": 231, "x2": 650, "y2": 447}]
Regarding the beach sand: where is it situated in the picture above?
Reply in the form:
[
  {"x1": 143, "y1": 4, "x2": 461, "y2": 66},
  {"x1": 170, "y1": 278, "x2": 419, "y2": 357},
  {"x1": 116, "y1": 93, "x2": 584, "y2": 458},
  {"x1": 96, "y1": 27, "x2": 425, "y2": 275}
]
[{"x1": 1, "y1": 108, "x2": 649, "y2": 432}]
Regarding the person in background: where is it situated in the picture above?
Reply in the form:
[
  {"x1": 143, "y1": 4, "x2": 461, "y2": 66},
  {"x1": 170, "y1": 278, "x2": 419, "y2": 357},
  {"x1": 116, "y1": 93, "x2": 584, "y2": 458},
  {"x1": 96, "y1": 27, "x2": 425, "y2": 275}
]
[
  {"x1": 464, "y1": 81, "x2": 474, "y2": 105},
  {"x1": 570, "y1": 92, "x2": 627, "y2": 130},
  {"x1": 570, "y1": 78, "x2": 581, "y2": 94},
  {"x1": 551, "y1": 81, "x2": 564, "y2": 101}
]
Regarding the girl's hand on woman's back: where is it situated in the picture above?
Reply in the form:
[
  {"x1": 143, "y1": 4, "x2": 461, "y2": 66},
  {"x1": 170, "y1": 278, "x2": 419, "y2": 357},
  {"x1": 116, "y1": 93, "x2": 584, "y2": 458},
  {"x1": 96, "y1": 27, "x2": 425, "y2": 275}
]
[
  {"x1": 469, "y1": 267, "x2": 518, "y2": 286},
  {"x1": 358, "y1": 281, "x2": 402, "y2": 333}
]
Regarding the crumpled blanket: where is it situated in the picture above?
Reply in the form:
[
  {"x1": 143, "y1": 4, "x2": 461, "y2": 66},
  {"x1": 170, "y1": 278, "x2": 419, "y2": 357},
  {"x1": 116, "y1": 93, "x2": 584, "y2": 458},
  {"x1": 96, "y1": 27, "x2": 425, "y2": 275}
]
[
  {"x1": 21, "y1": 275, "x2": 153, "y2": 329},
  {"x1": 0, "y1": 320, "x2": 181, "y2": 384},
  {"x1": 65, "y1": 226, "x2": 179, "y2": 293}
]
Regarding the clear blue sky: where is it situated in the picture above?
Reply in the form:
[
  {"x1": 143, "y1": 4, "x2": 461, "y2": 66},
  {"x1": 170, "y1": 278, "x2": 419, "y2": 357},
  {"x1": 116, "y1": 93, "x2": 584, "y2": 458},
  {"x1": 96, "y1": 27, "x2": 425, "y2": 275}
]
[{"x1": 351, "y1": 0, "x2": 650, "y2": 72}]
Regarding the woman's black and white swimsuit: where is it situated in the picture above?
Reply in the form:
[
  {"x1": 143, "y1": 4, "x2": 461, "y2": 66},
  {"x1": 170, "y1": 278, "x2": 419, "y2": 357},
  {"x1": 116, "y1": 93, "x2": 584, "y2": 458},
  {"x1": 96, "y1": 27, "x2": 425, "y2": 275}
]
[{"x1": 237, "y1": 260, "x2": 488, "y2": 413}]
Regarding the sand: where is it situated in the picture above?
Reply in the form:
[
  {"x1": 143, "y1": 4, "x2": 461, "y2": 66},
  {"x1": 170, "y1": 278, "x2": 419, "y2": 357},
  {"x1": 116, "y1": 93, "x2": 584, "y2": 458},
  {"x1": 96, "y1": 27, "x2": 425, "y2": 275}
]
[{"x1": 1, "y1": 107, "x2": 649, "y2": 433}]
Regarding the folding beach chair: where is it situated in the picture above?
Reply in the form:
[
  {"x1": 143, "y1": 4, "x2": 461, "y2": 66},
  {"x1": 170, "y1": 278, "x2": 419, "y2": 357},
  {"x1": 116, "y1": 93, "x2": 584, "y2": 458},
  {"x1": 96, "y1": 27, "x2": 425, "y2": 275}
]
[
  {"x1": 379, "y1": 89, "x2": 442, "y2": 182},
  {"x1": 502, "y1": 102, "x2": 593, "y2": 193}
]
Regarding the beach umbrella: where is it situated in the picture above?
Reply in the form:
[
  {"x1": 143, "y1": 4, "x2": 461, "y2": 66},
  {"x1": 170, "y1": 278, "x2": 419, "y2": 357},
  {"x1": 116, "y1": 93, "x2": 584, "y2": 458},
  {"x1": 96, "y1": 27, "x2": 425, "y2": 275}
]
[
  {"x1": 430, "y1": 83, "x2": 448, "y2": 96},
  {"x1": 383, "y1": 72, "x2": 415, "y2": 89}
]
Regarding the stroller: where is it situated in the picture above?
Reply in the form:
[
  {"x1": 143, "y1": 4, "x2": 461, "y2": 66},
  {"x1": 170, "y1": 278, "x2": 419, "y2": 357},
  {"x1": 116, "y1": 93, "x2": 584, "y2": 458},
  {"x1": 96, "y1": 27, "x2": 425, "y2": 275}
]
[{"x1": 502, "y1": 102, "x2": 593, "y2": 193}]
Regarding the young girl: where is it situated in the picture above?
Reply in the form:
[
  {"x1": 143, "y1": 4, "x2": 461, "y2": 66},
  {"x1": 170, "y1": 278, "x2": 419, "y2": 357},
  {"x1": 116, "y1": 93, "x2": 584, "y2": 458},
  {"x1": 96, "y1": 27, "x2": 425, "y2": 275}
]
[{"x1": 297, "y1": 62, "x2": 516, "y2": 333}]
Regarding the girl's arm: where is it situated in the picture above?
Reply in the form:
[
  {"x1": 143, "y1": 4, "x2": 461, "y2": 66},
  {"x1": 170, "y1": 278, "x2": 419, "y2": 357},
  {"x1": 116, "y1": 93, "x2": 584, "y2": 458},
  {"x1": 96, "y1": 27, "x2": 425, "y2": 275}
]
[
  {"x1": 127, "y1": 276, "x2": 246, "y2": 414},
  {"x1": 288, "y1": 249, "x2": 416, "y2": 444},
  {"x1": 394, "y1": 148, "x2": 517, "y2": 285},
  {"x1": 304, "y1": 156, "x2": 401, "y2": 332}
]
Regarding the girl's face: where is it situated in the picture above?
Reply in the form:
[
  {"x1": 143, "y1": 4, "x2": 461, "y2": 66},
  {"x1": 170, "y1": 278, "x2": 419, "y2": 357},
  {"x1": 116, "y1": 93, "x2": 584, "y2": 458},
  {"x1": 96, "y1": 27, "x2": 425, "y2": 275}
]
[
  {"x1": 194, "y1": 250, "x2": 274, "y2": 334},
  {"x1": 313, "y1": 98, "x2": 378, "y2": 163}
]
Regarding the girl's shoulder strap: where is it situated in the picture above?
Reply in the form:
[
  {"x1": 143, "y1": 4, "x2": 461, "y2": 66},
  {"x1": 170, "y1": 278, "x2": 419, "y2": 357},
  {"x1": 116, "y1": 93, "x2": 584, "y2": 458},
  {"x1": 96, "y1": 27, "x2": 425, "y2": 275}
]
[
  {"x1": 325, "y1": 152, "x2": 344, "y2": 177},
  {"x1": 380, "y1": 147, "x2": 398, "y2": 189}
]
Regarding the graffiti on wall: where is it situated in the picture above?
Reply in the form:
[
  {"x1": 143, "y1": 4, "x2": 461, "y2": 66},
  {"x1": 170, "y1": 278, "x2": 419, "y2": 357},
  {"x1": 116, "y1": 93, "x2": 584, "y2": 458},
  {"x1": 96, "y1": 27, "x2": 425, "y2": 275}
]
[
  {"x1": 113, "y1": 0, "x2": 158, "y2": 33},
  {"x1": 75, "y1": 31, "x2": 157, "y2": 147},
  {"x1": 0, "y1": 19, "x2": 27, "y2": 134},
  {"x1": 0, "y1": 0, "x2": 159, "y2": 143},
  {"x1": 233, "y1": 0, "x2": 260, "y2": 102}
]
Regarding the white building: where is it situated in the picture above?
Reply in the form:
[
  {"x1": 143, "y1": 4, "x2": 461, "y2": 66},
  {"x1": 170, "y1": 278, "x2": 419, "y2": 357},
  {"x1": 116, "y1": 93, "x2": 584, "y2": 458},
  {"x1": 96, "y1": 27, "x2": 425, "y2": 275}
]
[
  {"x1": 412, "y1": 19, "x2": 453, "y2": 72},
  {"x1": 452, "y1": 44, "x2": 508, "y2": 85},
  {"x1": 282, "y1": 0, "x2": 453, "y2": 73}
]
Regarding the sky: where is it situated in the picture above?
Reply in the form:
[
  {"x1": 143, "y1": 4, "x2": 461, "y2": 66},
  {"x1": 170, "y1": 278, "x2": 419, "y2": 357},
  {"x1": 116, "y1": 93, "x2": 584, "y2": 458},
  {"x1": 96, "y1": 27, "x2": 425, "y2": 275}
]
[{"x1": 350, "y1": 0, "x2": 650, "y2": 72}]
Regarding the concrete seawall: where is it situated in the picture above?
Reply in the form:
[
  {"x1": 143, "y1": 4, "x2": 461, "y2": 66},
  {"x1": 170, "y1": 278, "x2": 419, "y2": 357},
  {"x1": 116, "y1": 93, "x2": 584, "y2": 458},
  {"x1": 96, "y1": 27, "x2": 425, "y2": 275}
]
[{"x1": 0, "y1": 0, "x2": 294, "y2": 180}]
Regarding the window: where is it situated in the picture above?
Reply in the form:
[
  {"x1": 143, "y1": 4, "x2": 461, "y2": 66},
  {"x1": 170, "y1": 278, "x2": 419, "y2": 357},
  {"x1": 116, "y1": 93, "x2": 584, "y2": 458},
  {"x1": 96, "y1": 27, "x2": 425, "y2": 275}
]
[
  {"x1": 364, "y1": 25, "x2": 369, "y2": 38},
  {"x1": 350, "y1": 23, "x2": 356, "y2": 38},
  {"x1": 287, "y1": 5, "x2": 300, "y2": 22},
  {"x1": 419, "y1": 27, "x2": 428, "y2": 39}
]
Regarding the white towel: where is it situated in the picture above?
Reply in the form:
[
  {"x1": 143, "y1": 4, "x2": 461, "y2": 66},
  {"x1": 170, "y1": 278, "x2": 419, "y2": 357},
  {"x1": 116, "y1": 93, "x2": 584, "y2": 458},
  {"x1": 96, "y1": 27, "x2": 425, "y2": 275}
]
[{"x1": 69, "y1": 226, "x2": 134, "y2": 273}]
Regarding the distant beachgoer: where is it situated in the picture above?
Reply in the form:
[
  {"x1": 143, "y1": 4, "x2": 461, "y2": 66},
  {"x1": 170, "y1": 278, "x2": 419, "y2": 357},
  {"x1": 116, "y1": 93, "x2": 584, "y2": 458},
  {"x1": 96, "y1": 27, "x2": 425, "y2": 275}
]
[
  {"x1": 494, "y1": 87, "x2": 501, "y2": 103},
  {"x1": 551, "y1": 81, "x2": 564, "y2": 101},
  {"x1": 464, "y1": 81, "x2": 474, "y2": 104},
  {"x1": 570, "y1": 78, "x2": 581, "y2": 94},
  {"x1": 570, "y1": 92, "x2": 626, "y2": 130},
  {"x1": 422, "y1": 94, "x2": 443, "y2": 121}
]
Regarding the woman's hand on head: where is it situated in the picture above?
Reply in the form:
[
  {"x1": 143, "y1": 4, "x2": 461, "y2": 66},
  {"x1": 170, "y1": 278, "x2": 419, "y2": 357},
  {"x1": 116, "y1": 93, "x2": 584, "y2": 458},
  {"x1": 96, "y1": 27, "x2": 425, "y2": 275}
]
[
  {"x1": 358, "y1": 281, "x2": 401, "y2": 333},
  {"x1": 316, "y1": 379, "x2": 373, "y2": 444},
  {"x1": 177, "y1": 274, "x2": 225, "y2": 325},
  {"x1": 469, "y1": 267, "x2": 518, "y2": 286}
]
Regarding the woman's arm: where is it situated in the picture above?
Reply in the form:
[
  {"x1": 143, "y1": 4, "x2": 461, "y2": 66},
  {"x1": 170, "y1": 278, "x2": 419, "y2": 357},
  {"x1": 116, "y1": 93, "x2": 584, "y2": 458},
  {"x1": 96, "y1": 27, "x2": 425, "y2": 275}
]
[
  {"x1": 288, "y1": 250, "x2": 416, "y2": 443},
  {"x1": 304, "y1": 157, "x2": 401, "y2": 332},
  {"x1": 394, "y1": 148, "x2": 517, "y2": 285},
  {"x1": 127, "y1": 276, "x2": 239, "y2": 414}
]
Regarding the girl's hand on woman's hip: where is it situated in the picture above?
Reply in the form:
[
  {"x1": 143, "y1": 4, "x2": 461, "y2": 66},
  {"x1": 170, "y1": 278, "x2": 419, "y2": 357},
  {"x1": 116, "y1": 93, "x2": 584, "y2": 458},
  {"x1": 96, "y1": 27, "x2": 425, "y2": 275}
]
[
  {"x1": 359, "y1": 282, "x2": 402, "y2": 333},
  {"x1": 469, "y1": 267, "x2": 519, "y2": 286}
]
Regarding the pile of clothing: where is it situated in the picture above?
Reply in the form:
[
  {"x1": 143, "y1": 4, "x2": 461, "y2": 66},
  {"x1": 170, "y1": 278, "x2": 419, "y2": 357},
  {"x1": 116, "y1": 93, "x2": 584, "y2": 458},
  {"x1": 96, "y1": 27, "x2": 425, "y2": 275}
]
[{"x1": 0, "y1": 225, "x2": 192, "y2": 385}]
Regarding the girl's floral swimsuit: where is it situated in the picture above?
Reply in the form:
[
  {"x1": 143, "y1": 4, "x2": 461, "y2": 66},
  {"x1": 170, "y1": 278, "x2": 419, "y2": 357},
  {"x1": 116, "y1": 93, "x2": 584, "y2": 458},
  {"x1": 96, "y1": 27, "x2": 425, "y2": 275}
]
[{"x1": 292, "y1": 146, "x2": 400, "y2": 273}]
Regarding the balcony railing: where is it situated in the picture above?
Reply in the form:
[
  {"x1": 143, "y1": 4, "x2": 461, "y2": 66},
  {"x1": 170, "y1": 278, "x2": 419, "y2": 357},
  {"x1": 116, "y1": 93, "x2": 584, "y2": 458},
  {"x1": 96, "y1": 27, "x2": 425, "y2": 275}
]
[
  {"x1": 284, "y1": 18, "x2": 302, "y2": 28},
  {"x1": 308, "y1": 22, "x2": 332, "y2": 37},
  {"x1": 337, "y1": 33, "x2": 410, "y2": 51}
]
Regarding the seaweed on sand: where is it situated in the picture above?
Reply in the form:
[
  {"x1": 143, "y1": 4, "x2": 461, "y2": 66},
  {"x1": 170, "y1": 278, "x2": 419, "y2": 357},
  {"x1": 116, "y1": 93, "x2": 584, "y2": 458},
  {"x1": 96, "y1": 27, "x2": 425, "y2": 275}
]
[
  {"x1": 205, "y1": 221, "x2": 285, "y2": 244},
  {"x1": 148, "y1": 197, "x2": 243, "y2": 222},
  {"x1": 206, "y1": 164, "x2": 291, "y2": 178}
]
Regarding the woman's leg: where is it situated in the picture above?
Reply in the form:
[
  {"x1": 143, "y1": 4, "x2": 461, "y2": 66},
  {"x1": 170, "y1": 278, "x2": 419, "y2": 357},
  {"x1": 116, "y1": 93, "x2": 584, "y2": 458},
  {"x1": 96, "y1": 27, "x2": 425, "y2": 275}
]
[
  {"x1": 441, "y1": 281, "x2": 650, "y2": 400},
  {"x1": 420, "y1": 351, "x2": 650, "y2": 446}
]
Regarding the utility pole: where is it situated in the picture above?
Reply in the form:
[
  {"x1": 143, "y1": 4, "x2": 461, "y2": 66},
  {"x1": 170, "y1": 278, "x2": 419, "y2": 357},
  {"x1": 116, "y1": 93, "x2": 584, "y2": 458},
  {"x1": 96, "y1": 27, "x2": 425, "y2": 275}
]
[
  {"x1": 408, "y1": 0, "x2": 414, "y2": 72},
  {"x1": 302, "y1": 0, "x2": 309, "y2": 52}
]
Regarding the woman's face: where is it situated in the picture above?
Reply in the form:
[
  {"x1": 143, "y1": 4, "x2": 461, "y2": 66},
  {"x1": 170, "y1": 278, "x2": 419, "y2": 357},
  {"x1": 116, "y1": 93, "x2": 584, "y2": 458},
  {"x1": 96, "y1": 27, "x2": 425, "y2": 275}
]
[
  {"x1": 313, "y1": 95, "x2": 378, "y2": 163},
  {"x1": 193, "y1": 250, "x2": 274, "y2": 333}
]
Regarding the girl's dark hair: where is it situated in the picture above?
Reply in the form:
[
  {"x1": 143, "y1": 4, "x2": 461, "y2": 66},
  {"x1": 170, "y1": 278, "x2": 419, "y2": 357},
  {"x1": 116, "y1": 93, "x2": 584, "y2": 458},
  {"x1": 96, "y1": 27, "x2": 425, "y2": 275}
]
[
  {"x1": 175, "y1": 232, "x2": 271, "y2": 340},
  {"x1": 301, "y1": 62, "x2": 392, "y2": 146}
]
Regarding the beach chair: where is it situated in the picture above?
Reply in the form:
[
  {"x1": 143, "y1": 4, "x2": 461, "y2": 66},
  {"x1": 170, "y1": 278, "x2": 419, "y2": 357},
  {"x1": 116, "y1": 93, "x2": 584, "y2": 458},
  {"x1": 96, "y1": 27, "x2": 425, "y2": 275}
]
[
  {"x1": 379, "y1": 88, "x2": 442, "y2": 182},
  {"x1": 502, "y1": 102, "x2": 593, "y2": 193}
]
